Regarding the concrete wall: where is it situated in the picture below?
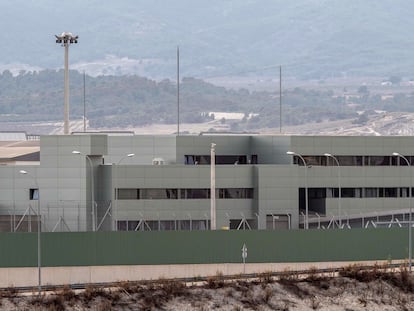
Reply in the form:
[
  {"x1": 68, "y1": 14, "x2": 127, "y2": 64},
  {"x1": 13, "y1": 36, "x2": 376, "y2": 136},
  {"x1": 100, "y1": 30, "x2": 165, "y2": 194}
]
[{"x1": 0, "y1": 260, "x2": 394, "y2": 288}]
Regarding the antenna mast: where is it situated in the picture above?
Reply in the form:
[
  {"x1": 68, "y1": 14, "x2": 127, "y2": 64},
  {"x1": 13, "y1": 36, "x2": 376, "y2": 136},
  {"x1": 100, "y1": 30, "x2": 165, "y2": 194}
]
[{"x1": 177, "y1": 46, "x2": 180, "y2": 136}]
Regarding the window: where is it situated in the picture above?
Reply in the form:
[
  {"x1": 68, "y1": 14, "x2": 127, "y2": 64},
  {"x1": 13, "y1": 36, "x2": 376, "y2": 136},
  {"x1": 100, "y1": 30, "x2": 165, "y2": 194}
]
[
  {"x1": 118, "y1": 189, "x2": 139, "y2": 200},
  {"x1": 185, "y1": 155, "x2": 249, "y2": 165},
  {"x1": 400, "y1": 188, "x2": 409, "y2": 197},
  {"x1": 218, "y1": 188, "x2": 253, "y2": 199},
  {"x1": 336, "y1": 156, "x2": 362, "y2": 166},
  {"x1": 30, "y1": 188, "x2": 39, "y2": 200},
  {"x1": 309, "y1": 188, "x2": 326, "y2": 199},
  {"x1": 181, "y1": 189, "x2": 210, "y2": 199},
  {"x1": 326, "y1": 188, "x2": 339, "y2": 198},
  {"x1": 384, "y1": 188, "x2": 398, "y2": 197},
  {"x1": 365, "y1": 156, "x2": 391, "y2": 166},
  {"x1": 141, "y1": 189, "x2": 178, "y2": 199},
  {"x1": 251, "y1": 154, "x2": 258, "y2": 164},
  {"x1": 365, "y1": 188, "x2": 378, "y2": 198}
]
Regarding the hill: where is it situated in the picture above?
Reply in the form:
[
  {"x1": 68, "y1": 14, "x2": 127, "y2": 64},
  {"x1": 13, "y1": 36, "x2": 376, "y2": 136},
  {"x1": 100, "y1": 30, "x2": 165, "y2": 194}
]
[
  {"x1": 0, "y1": 1, "x2": 414, "y2": 79},
  {"x1": 2, "y1": 70, "x2": 414, "y2": 135}
]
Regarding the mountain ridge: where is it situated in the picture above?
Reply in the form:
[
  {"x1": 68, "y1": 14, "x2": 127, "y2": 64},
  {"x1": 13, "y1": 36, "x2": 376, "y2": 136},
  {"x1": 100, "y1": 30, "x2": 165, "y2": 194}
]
[{"x1": 0, "y1": 1, "x2": 413, "y2": 79}]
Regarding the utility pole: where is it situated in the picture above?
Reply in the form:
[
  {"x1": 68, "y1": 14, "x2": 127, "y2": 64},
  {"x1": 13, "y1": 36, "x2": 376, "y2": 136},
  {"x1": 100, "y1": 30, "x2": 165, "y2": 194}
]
[
  {"x1": 279, "y1": 65, "x2": 282, "y2": 133},
  {"x1": 177, "y1": 46, "x2": 180, "y2": 136}
]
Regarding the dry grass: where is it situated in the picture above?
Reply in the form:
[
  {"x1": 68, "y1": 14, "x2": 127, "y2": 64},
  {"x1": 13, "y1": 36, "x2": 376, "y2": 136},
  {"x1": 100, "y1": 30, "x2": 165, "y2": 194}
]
[{"x1": 0, "y1": 265, "x2": 414, "y2": 310}]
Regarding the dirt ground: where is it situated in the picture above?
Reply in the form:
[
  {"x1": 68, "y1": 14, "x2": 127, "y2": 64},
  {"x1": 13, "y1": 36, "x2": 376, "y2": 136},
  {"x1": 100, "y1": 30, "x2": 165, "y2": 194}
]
[{"x1": 1, "y1": 265, "x2": 413, "y2": 310}]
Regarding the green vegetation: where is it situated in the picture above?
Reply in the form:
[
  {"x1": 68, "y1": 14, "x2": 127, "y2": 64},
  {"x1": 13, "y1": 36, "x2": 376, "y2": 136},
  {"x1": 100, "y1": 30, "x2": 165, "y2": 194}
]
[{"x1": 2, "y1": 70, "x2": 414, "y2": 131}]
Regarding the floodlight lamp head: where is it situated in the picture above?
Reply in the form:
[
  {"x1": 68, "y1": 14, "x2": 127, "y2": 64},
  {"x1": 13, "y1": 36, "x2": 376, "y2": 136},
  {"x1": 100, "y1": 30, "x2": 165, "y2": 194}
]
[
  {"x1": 127, "y1": 153, "x2": 135, "y2": 157},
  {"x1": 324, "y1": 153, "x2": 333, "y2": 157},
  {"x1": 392, "y1": 152, "x2": 400, "y2": 156},
  {"x1": 72, "y1": 150, "x2": 81, "y2": 155},
  {"x1": 19, "y1": 170, "x2": 28, "y2": 175},
  {"x1": 286, "y1": 151, "x2": 295, "y2": 155}
]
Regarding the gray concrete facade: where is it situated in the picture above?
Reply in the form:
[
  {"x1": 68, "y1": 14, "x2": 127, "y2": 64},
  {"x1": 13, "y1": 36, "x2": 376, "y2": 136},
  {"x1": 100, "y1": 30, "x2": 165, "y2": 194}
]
[{"x1": 1, "y1": 134, "x2": 414, "y2": 231}]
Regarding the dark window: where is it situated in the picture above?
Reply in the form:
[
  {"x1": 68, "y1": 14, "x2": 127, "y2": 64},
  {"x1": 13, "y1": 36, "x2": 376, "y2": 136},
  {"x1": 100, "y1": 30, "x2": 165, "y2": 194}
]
[
  {"x1": 218, "y1": 188, "x2": 253, "y2": 199},
  {"x1": 336, "y1": 156, "x2": 362, "y2": 166},
  {"x1": 118, "y1": 189, "x2": 139, "y2": 200},
  {"x1": 366, "y1": 156, "x2": 391, "y2": 166},
  {"x1": 181, "y1": 189, "x2": 210, "y2": 199},
  {"x1": 384, "y1": 188, "x2": 398, "y2": 197},
  {"x1": 400, "y1": 188, "x2": 409, "y2": 197},
  {"x1": 140, "y1": 189, "x2": 178, "y2": 199},
  {"x1": 185, "y1": 155, "x2": 249, "y2": 165},
  {"x1": 341, "y1": 188, "x2": 355, "y2": 198},
  {"x1": 326, "y1": 188, "x2": 339, "y2": 198},
  {"x1": 30, "y1": 188, "x2": 39, "y2": 200},
  {"x1": 309, "y1": 188, "x2": 326, "y2": 199},
  {"x1": 251, "y1": 154, "x2": 258, "y2": 164},
  {"x1": 365, "y1": 188, "x2": 378, "y2": 198}
]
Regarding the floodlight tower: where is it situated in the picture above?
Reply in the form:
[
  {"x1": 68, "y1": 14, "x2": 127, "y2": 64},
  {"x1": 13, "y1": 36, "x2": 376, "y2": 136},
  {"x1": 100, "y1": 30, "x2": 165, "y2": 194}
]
[{"x1": 55, "y1": 32, "x2": 78, "y2": 135}]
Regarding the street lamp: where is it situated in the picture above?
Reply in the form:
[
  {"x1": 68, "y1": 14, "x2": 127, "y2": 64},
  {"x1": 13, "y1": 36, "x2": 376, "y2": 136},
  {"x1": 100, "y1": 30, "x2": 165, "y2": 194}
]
[
  {"x1": 55, "y1": 32, "x2": 78, "y2": 135},
  {"x1": 324, "y1": 153, "x2": 342, "y2": 228},
  {"x1": 211, "y1": 143, "x2": 216, "y2": 230},
  {"x1": 72, "y1": 150, "x2": 95, "y2": 231},
  {"x1": 287, "y1": 151, "x2": 309, "y2": 229},
  {"x1": 392, "y1": 152, "x2": 412, "y2": 272},
  {"x1": 113, "y1": 153, "x2": 135, "y2": 231},
  {"x1": 19, "y1": 170, "x2": 41, "y2": 295}
]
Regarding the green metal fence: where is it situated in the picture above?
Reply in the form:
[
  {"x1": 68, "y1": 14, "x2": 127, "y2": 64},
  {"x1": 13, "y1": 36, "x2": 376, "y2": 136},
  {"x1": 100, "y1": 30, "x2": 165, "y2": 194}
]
[{"x1": 0, "y1": 228, "x2": 408, "y2": 267}]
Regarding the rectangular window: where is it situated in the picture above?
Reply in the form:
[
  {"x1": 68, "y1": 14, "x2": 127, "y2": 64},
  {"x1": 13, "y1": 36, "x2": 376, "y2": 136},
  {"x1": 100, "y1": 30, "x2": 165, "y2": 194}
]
[
  {"x1": 326, "y1": 188, "x2": 339, "y2": 198},
  {"x1": 367, "y1": 156, "x2": 391, "y2": 166},
  {"x1": 384, "y1": 188, "x2": 398, "y2": 197},
  {"x1": 140, "y1": 189, "x2": 178, "y2": 199},
  {"x1": 218, "y1": 188, "x2": 254, "y2": 199},
  {"x1": 251, "y1": 154, "x2": 258, "y2": 164},
  {"x1": 341, "y1": 188, "x2": 355, "y2": 198},
  {"x1": 181, "y1": 189, "x2": 210, "y2": 199},
  {"x1": 400, "y1": 188, "x2": 409, "y2": 197},
  {"x1": 365, "y1": 188, "x2": 378, "y2": 198},
  {"x1": 309, "y1": 188, "x2": 326, "y2": 199},
  {"x1": 30, "y1": 188, "x2": 39, "y2": 200},
  {"x1": 336, "y1": 156, "x2": 362, "y2": 166},
  {"x1": 118, "y1": 189, "x2": 139, "y2": 200}
]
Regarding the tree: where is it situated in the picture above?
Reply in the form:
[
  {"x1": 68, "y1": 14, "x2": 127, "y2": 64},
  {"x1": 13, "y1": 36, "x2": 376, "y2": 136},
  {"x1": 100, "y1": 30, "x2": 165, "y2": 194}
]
[{"x1": 357, "y1": 85, "x2": 369, "y2": 94}]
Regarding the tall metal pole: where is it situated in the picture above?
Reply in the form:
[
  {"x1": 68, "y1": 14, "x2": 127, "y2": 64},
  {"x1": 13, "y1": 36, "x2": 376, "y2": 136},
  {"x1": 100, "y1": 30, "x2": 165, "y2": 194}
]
[
  {"x1": 287, "y1": 151, "x2": 309, "y2": 229},
  {"x1": 177, "y1": 46, "x2": 180, "y2": 136},
  {"x1": 324, "y1": 153, "x2": 342, "y2": 228},
  {"x1": 83, "y1": 71, "x2": 86, "y2": 133},
  {"x1": 55, "y1": 32, "x2": 78, "y2": 135},
  {"x1": 393, "y1": 152, "x2": 412, "y2": 272},
  {"x1": 279, "y1": 65, "x2": 282, "y2": 134},
  {"x1": 64, "y1": 43, "x2": 69, "y2": 134},
  {"x1": 210, "y1": 143, "x2": 216, "y2": 230},
  {"x1": 19, "y1": 170, "x2": 41, "y2": 295}
]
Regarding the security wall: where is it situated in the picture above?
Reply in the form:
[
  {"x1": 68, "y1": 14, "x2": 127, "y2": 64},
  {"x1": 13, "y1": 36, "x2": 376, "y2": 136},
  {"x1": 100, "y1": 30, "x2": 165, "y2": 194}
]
[{"x1": 0, "y1": 228, "x2": 407, "y2": 267}]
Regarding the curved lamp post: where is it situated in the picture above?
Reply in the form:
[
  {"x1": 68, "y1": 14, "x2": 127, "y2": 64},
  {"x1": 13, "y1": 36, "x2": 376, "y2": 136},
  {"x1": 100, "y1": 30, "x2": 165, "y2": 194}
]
[
  {"x1": 392, "y1": 152, "x2": 412, "y2": 272},
  {"x1": 211, "y1": 143, "x2": 216, "y2": 230},
  {"x1": 114, "y1": 153, "x2": 135, "y2": 231},
  {"x1": 19, "y1": 169, "x2": 41, "y2": 295},
  {"x1": 287, "y1": 151, "x2": 309, "y2": 229},
  {"x1": 72, "y1": 150, "x2": 95, "y2": 231},
  {"x1": 324, "y1": 153, "x2": 342, "y2": 228}
]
